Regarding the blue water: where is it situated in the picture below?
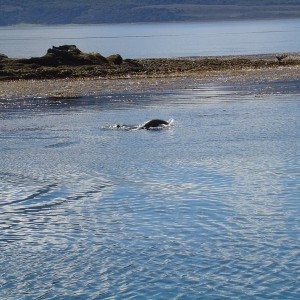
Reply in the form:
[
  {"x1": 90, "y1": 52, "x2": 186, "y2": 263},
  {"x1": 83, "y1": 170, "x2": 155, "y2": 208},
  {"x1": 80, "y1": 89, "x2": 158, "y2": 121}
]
[
  {"x1": 1, "y1": 18, "x2": 300, "y2": 58},
  {"x1": 0, "y1": 81, "x2": 299, "y2": 299}
]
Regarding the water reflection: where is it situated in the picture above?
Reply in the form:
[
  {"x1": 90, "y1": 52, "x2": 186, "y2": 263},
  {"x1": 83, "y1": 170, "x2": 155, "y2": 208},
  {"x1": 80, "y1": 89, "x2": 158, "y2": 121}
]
[{"x1": 0, "y1": 84, "x2": 299, "y2": 299}]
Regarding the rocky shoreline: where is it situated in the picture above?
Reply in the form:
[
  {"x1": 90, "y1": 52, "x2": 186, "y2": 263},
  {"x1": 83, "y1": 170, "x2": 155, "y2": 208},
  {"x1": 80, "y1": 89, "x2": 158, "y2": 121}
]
[
  {"x1": 1, "y1": 65, "x2": 300, "y2": 101},
  {"x1": 1, "y1": 45, "x2": 300, "y2": 81},
  {"x1": 1, "y1": 45, "x2": 300, "y2": 100}
]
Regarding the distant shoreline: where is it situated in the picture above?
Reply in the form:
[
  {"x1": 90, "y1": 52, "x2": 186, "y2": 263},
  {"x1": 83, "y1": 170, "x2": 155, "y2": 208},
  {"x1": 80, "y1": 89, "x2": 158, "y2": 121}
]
[
  {"x1": 2, "y1": 1, "x2": 300, "y2": 27},
  {"x1": 6, "y1": 16, "x2": 300, "y2": 28}
]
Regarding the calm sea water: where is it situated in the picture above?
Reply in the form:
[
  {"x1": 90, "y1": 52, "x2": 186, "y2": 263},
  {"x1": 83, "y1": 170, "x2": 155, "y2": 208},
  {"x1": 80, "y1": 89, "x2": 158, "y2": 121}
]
[
  {"x1": 0, "y1": 80, "x2": 299, "y2": 299},
  {"x1": 0, "y1": 19, "x2": 300, "y2": 58}
]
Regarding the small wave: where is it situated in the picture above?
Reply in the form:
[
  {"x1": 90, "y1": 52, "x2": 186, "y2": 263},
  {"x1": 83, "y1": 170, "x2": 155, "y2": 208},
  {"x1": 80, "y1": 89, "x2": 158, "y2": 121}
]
[
  {"x1": 44, "y1": 140, "x2": 79, "y2": 149},
  {"x1": 0, "y1": 171, "x2": 113, "y2": 245},
  {"x1": 0, "y1": 171, "x2": 112, "y2": 214},
  {"x1": 104, "y1": 124, "x2": 135, "y2": 131}
]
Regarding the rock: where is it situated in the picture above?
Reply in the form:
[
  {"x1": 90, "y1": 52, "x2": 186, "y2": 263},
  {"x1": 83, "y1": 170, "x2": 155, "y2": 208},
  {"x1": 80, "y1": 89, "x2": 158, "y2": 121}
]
[
  {"x1": 20, "y1": 45, "x2": 108, "y2": 67},
  {"x1": 107, "y1": 54, "x2": 123, "y2": 65},
  {"x1": 0, "y1": 54, "x2": 8, "y2": 60},
  {"x1": 80, "y1": 52, "x2": 108, "y2": 65},
  {"x1": 47, "y1": 45, "x2": 82, "y2": 56}
]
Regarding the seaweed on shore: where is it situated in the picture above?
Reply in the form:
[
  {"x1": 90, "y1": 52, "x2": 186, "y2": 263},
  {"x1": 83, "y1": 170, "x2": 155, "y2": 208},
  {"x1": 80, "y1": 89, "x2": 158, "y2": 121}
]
[{"x1": 1, "y1": 45, "x2": 300, "y2": 81}]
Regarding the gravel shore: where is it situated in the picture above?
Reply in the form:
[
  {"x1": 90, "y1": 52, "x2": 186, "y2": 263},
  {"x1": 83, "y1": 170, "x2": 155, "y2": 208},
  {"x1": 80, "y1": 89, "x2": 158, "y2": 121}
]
[
  {"x1": 1, "y1": 47, "x2": 300, "y2": 100},
  {"x1": 1, "y1": 63, "x2": 300, "y2": 100}
]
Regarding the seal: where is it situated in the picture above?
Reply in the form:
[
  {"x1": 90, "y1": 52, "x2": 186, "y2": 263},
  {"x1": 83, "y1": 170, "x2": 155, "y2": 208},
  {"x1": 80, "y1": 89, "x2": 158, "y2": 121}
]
[
  {"x1": 140, "y1": 119, "x2": 169, "y2": 129},
  {"x1": 113, "y1": 119, "x2": 172, "y2": 130}
]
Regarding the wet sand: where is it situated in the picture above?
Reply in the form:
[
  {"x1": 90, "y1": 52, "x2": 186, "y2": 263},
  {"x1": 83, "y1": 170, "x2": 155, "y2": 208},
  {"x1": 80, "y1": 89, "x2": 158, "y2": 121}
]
[{"x1": 1, "y1": 63, "x2": 300, "y2": 100}]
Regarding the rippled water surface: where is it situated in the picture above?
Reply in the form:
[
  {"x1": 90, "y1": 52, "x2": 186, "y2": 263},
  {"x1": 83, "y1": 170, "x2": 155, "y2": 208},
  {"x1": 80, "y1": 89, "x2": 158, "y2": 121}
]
[{"x1": 0, "y1": 82, "x2": 300, "y2": 299}]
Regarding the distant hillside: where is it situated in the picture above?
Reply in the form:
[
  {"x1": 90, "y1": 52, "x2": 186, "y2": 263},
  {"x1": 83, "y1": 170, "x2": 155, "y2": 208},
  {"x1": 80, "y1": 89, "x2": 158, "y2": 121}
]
[{"x1": 1, "y1": 0, "x2": 300, "y2": 26}]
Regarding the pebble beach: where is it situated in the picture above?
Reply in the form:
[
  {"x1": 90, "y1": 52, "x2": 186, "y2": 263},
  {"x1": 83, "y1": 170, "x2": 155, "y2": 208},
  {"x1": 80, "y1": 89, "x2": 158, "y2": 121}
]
[{"x1": 1, "y1": 62, "x2": 300, "y2": 100}]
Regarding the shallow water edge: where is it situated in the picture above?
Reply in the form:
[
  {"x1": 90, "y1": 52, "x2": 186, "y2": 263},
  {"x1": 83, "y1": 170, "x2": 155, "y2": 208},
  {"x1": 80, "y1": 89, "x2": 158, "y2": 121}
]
[{"x1": 1, "y1": 63, "x2": 300, "y2": 101}]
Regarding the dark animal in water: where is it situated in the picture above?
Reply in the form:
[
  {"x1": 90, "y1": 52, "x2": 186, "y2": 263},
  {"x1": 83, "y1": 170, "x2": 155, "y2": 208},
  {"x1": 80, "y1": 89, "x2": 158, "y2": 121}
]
[
  {"x1": 114, "y1": 119, "x2": 171, "y2": 130},
  {"x1": 140, "y1": 119, "x2": 169, "y2": 129}
]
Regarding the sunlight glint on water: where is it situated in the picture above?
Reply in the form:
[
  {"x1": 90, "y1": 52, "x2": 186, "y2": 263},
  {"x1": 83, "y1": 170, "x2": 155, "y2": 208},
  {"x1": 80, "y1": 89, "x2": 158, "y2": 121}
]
[{"x1": 0, "y1": 84, "x2": 299, "y2": 299}]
